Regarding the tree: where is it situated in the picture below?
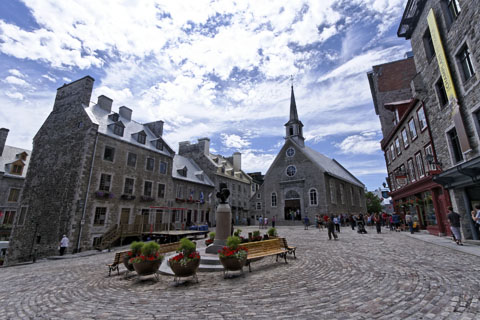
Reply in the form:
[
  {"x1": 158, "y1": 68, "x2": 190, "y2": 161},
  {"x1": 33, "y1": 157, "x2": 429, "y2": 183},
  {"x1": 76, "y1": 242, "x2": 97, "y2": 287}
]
[{"x1": 365, "y1": 191, "x2": 383, "y2": 214}]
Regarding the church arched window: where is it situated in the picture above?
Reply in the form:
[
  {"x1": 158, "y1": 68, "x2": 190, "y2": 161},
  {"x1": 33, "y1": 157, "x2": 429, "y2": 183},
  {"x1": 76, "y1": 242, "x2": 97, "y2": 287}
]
[
  {"x1": 271, "y1": 192, "x2": 277, "y2": 207},
  {"x1": 309, "y1": 189, "x2": 318, "y2": 206},
  {"x1": 289, "y1": 127, "x2": 294, "y2": 135},
  {"x1": 286, "y1": 165, "x2": 296, "y2": 177}
]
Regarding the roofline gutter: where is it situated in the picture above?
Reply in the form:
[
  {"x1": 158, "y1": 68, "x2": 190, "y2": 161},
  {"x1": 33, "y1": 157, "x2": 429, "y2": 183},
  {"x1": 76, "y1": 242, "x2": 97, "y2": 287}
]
[{"x1": 76, "y1": 131, "x2": 99, "y2": 252}]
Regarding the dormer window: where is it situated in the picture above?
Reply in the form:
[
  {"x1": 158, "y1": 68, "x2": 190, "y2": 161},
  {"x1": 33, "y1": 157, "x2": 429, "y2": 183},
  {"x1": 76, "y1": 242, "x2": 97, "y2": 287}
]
[
  {"x1": 177, "y1": 166, "x2": 187, "y2": 177},
  {"x1": 138, "y1": 132, "x2": 146, "y2": 144},
  {"x1": 108, "y1": 113, "x2": 119, "y2": 122},
  {"x1": 113, "y1": 124, "x2": 124, "y2": 136},
  {"x1": 16, "y1": 152, "x2": 28, "y2": 161},
  {"x1": 12, "y1": 164, "x2": 23, "y2": 175},
  {"x1": 156, "y1": 140, "x2": 163, "y2": 150}
]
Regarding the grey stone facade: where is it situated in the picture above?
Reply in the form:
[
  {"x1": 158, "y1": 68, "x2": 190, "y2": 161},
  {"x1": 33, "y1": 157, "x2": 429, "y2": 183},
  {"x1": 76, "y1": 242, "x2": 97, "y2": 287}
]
[
  {"x1": 250, "y1": 87, "x2": 366, "y2": 224},
  {"x1": 398, "y1": 0, "x2": 480, "y2": 239},
  {"x1": 0, "y1": 128, "x2": 31, "y2": 241},
  {"x1": 178, "y1": 138, "x2": 252, "y2": 225}
]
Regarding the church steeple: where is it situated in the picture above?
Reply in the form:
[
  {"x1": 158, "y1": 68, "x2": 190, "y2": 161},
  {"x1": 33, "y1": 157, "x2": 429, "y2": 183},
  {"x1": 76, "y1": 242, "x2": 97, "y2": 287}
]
[{"x1": 285, "y1": 85, "x2": 305, "y2": 147}]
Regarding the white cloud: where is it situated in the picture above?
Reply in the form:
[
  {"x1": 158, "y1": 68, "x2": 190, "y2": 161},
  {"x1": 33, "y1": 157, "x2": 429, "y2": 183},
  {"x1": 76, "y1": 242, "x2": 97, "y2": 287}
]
[
  {"x1": 42, "y1": 74, "x2": 56, "y2": 82},
  {"x1": 335, "y1": 132, "x2": 381, "y2": 155},
  {"x1": 241, "y1": 149, "x2": 276, "y2": 174},
  {"x1": 221, "y1": 134, "x2": 251, "y2": 149},
  {"x1": 5, "y1": 91, "x2": 25, "y2": 100},
  {"x1": 4, "y1": 76, "x2": 28, "y2": 86},
  {"x1": 8, "y1": 69, "x2": 24, "y2": 77}
]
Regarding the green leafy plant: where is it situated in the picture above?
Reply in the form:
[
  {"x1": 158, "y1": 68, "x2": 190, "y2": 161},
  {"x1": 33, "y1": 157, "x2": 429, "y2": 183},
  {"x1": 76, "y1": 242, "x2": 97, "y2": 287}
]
[
  {"x1": 233, "y1": 228, "x2": 242, "y2": 237},
  {"x1": 130, "y1": 241, "x2": 144, "y2": 256},
  {"x1": 226, "y1": 236, "x2": 241, "y2": 250},
  {"x1": 267, "y1": 227, "x2": 277, "y2": 237},
  {"x1": 208, "y1": 232, "x2": 216, "y2": 240},
  {"x1": 218, "y1": 236, "x2": 248, "y2": 260},
  {"x1": 252, "y1": 230, "x2": 260, "y2": 237},
  {"x1": 129, "y1": 241, "x2": 163, "y2": 263},
  {"x1": 169, "y1": 237, "x2": 200, "y2": 266},
  {"x1": 141, "y1": 241, "x2": 160, "y2": 257},
  {"x1": 178, "y1": 237, "x2": 196, "y2": 256}
]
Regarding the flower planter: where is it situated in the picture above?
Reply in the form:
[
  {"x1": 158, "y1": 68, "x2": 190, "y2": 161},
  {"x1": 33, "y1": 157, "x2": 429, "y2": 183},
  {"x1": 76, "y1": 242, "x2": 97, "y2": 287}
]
[
  {"x1": 123, "y1": 255, "x2": 135, "y2": 272},
  {"x1": 219, "y1": 256, "x2": 246, "y2": 271},
  {"x1": 133, "y1": 259, "x2": 162, "y2": 276},
  {"x1": 170, "y1": 258, "x2": 200, "y2": 278}
]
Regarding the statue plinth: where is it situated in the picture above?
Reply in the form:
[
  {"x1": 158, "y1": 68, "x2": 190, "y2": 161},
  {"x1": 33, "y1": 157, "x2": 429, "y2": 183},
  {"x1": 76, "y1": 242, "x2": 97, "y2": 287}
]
[{"x1": 206, "y1": 203, "x2": 231, "y2": 254}]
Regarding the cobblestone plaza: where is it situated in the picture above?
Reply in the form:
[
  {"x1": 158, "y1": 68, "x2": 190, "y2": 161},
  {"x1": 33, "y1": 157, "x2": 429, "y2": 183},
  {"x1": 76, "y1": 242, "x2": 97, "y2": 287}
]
[{"x1": 1, "y1": 226, "x2": 480, "y2": 320}]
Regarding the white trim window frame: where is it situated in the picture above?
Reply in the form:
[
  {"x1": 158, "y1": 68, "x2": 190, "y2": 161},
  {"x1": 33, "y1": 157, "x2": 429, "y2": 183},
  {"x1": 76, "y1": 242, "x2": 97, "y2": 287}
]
[
  {"x1": 309, "y1": 188, "x2": 318, "y2": 206},
  {"x1": 401, "y1": 128, "x2": 409, "y2": 148},
  {"x1": 415, "y1": 152, "x2": 425, "y2": 178},
  {"x1": 408, "y1": 118, "x2": 417, "y2": 140}
]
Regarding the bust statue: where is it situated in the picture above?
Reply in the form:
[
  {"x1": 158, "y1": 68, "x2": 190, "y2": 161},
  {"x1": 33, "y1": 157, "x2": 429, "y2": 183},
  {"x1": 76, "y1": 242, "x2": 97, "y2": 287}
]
[{"x1": 216, "y1": 183, "x2": 230, "y2": 204}]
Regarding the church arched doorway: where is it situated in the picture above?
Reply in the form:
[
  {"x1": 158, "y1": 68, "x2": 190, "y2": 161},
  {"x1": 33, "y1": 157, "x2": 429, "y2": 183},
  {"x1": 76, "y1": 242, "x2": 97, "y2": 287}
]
[{"x1": 284, "y1": 190, "x2": 301, "y2": 221}]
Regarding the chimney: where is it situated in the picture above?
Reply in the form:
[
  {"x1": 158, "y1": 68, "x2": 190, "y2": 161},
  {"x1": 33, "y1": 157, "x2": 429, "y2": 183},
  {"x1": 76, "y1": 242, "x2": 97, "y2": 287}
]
[
  {"x1": 233, "y1": 152, "x2": 241, "y2": 172},
  {"x1": 54, "y1": 76, "x2": 94, "y2": 112},
  {"x1": 119, "y1": 106, "x2": 132, "y2": 121},
  {"x1": 178, "y1": 141, "x2": 191, "y2": 155},
  {"x1": 0, "y1": 128, "x2": 9, "y2": 157},
  {"x1": 97, "y1": 95, "x2": 113, "y2": 113},
  {"x1": 197, "y1": 138, "x2": 210, "y2": 156},
  {"x1": 145, "y1": 120, "x2": 164, "y2": 137}
]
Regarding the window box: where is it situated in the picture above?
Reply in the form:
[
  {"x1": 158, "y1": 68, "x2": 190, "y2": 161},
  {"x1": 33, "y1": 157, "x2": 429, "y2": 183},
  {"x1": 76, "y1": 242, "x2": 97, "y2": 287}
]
[
  {"x1": 175, "y1": 198, "x2": 186, "y2": 203},
  {"x1": 120, "y1": 194, "x2": 136, "y2": 201},
  {"x1": 95, "y1": 191, "x2": 114, "y2": 199},
  {"x1": 140, "y1": 196, "x2": 155, "y2": 202}
]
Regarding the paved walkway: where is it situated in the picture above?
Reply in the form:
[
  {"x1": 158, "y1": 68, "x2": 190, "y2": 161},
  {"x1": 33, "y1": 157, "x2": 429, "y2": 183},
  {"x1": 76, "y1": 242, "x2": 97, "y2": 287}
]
[{"x1": 1, "y1": 226, "x2": 480, "y2": 320}]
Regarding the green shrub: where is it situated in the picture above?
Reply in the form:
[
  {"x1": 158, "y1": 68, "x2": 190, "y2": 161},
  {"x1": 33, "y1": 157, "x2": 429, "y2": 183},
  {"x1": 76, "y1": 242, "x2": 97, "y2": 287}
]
[
  {"x1": 130, "y1": 241, "x2": 144, "y2": 256},
  {"x1": 233, "y1": 228, "x2": 242, "y2": 237},
  {"x1": 141, "y1": 241, "x2": 160, "y2": 257},
  {"x1": 226, "y1": 236, "x2": 241, "y2": 250},
  {"x1": 252, "y1": 230, "x2": 260, "y2": 237},
  {"x1": 267, "y1": 227, "x2": 277, "y2": 237},
  {"x1": 208, "y1": 231, "x2": 216, "y2": 240},
  {"x1": 178, "y1": 237, "x2": 196, "y2": 256}
]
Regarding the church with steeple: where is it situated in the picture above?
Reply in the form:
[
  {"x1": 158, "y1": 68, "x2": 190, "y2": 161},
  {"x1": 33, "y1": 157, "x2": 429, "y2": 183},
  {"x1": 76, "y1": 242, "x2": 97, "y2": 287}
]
[{"x1": 250, "y1": 86, "x2": 366, "y2": 222}]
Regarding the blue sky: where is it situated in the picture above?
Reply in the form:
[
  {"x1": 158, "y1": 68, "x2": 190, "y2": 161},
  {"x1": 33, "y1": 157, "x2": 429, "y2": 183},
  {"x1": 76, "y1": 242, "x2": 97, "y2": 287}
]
[{"x1": 0, "y1": 0, "x2": 412, "y2": 191}]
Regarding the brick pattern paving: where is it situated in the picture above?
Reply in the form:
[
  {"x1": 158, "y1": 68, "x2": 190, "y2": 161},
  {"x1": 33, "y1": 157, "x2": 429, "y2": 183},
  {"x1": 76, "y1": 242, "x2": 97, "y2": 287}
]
[{"x1": 1, "y1": 226, "x2": 480, "y2": 319}]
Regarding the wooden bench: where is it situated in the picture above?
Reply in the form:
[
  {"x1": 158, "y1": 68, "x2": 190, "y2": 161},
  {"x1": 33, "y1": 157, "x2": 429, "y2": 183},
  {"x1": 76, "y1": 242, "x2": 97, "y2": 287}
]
[
  {"x1": 280, "y1": 238, "x2": 296, "y2": 259},
  {"x1": 106, "y1": 250, "x2": 128, "y2": 276},
  {"x1": 158, "y1": 241, "x2": 181, "y2": 254},
  {"x1": 242, "y1": 238, "x2": 288, "y2": 272}
]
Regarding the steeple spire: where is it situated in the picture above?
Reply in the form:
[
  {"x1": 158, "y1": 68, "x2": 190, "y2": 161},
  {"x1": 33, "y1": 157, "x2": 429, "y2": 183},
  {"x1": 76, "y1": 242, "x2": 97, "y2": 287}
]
[{"x1": 284, "y1": 82, "x2": 305, "y2": 147}]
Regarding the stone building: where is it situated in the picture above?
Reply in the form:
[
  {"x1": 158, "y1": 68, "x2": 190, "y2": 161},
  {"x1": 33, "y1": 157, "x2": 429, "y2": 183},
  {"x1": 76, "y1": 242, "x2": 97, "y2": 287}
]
[
  {"x1": 250, "y1": 86, "x2": 366, "y2": 223},
  {"x1": 178, "y1": 139, "x2": 252, "y2": 225},
  {"x1": 0, "y1": 128, "x2": 30, "y2": 241},
  {"x1": 6, "y1": 76, "x2": 212, "y2": 264},
  {"x1": 398, "y1": 0, "x2": 480, "y2": 239},
  {"x1": 368, "y1": 57, "x2": 451, "y2": 235}
]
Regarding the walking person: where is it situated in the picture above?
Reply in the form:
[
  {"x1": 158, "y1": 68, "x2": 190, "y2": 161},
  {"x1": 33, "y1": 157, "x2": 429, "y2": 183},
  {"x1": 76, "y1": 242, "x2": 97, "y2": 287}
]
[
  {"x1": 272, "y1": 215, "x2": 276, "y2": 228},
  {"x1": 304, "y1": 215, "x2": 310, "y2": 230},
  {"x1": 405, "y1": 212, "x2": 414, "y2": 234},
  {"x1": 326, "y1": 218, "x2": 338, "y2": 240},
  {"x1": 264, "y1": 217, "x2": 268, "y2": 229},
  {"x1": 374, "y1": 213, "x2": 382, "y2": 234},
  {"x1": 447, "y1": 206, "x2": 463, "y2": 245},
  {"x1": 59, "y1": 235, "x2": 69, "y2": 256},
  {"x1": 471, "y1": 205, "x2": 480, "y2": 235},
  {"x1": 259, "y1": 216, "x2": 263, "y2": 229},
  {"x1": 333, "y1": 216, "x2": 340, "y2": 233}
]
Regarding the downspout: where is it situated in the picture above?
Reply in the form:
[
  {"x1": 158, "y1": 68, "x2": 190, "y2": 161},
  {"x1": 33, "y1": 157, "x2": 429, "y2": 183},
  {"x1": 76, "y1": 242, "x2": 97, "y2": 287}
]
[{"x1": 76, "y1": 131, "x2": 99, "y2": 252}]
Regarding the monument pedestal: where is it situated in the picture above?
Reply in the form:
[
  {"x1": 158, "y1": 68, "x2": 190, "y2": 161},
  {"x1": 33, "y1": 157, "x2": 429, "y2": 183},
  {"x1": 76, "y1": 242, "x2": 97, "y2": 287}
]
[{"x1": 206, "y1": 203, "x2": 231, "y2": 254}]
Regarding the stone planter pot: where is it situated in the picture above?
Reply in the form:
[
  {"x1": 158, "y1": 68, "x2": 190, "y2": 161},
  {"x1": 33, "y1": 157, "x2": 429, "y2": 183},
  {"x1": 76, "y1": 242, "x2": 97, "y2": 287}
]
[
  {"x1": 123, "y1": 255, "x2": 135, "y2": 272},
  {"x1": 219, "y1": 256, "x2": 246, "y2": 271},
  {"x1": 170, "y1": 258, "x2": 200, "y2": 278},
  {"x1": 133, "y1": 259, "x2": 162, "y2": 276}
]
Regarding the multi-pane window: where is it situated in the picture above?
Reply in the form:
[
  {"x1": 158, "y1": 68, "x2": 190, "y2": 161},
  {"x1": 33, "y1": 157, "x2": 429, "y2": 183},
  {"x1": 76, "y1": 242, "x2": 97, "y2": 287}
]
[
  {"x1": 94, "y1": 207, "x2": 107, "y2": 225},
  {"x1": 395, "y1": 138, "x2": 401, "y2": 155},
  {"x1": 309, "y1": 189, "x2": 317, "y2": 206},
  {"x1": 7, "y1": 188, "x2": 20, "y2": 202},
  {"x1": 271, "y1": 192, "x2": 277, "y2": 207},
  {"x1": 340, "y1": 184, "x2": 345, "y2": 204},
  {"x1": 12, "y1": 164, "x2": 23, "y2": 175},
  {"x1": 436, "y1": 79, "x2": 449, "y2": 107},
  {"x1": 2, "y1": 210, "x2": 16, "y2": 225},
  {"x1": 144, "y1": 181, "x2": 153, "y2": 197},
  {"x1": 286, "y1": 165, "x2": 296, "y2": 177},
  {"x1": 99, "y1": 174, "x2": 111, "y2": 191},
  {"x1": 401, "y1": 128, "x2": 409, "y2": 148},
  {"x1": 104, "y1": 146, "x2": 115, "y2": 162},
  {"x1": 176, "y1": 186, "x2": 183, "y2": 199},
  {"x1": 127, "y1": 152, "x2": 137, "y2": 167},
  {"x1": 424, "y1": 144, "x2": 437, "y2": 171},
  {"x1": 389, "y1": 173, "x2": 396, "y2": 191},
  {"x1": 423, "y1": 29, "x2": 435, "y2": 61},
  {"x1": 446, "y1": 0, "x2": 461, "y2": 22},
  {"x1": 415, "y1": 152, "x2": 425, "y2": 178},
  {"x1": 146, "y1": 157, "x2": 154, "y2": 171},
  {"x1": 390, "y1": 144, "x2": 395, "y2": 160},
  {"x1": 18, "y1": 206, "x2": 27, "y2": 226},
  {"x1": 350, "y1": 187, "x2": 354, "y2": 205},
  {"x1": 156, "y1": 140, "x2": 163, "y2": 150},
  {"x1": 330, "y1": 180, "x2": 336, "y2": 204},
  {"x1": 159, "y1": 161, "x2": 167, "y2": 174},
  {"x1": 124, "y1": 178, "x2": 134, "y2": 194},
  {"x1": 256, "y1": 202, "x2": 262, "y2": 210},
  {"x1": 408, "y1": 118, "x2": 417, "y2": 139},
  {"x1": 158, "y1": 184, "x2": 165, "y2": 198},
  {"x1": 457, "y1": 46, "x2": 475, "y2": 82},
  {"x1": 417, "y1": 107, "x2": 427, "y2": 131},
  {"x1": 113, "y1": 124, "x2": 124, "y2": 136},
  {"x1": 385, "y1": 151, "x2": 390, "y2": 164},
  {"x1": 137, "y1": 132, "x2": 146, "y2": 144},
  {"x1": 257, "y1": 193, "x2": 261, "y2": 199},
  {"x1": 448, "y1": 128, "x2": 464, "y2": 163},
  {"x1": 407, "y1": 159, "x2": 416, "y2": 183}
]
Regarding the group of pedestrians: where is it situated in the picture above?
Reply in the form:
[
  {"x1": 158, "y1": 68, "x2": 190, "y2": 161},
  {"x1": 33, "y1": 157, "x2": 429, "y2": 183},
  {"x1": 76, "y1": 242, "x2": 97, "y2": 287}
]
[{"x1": 257, "y1": 215, "x2": 276, "y2": 229}]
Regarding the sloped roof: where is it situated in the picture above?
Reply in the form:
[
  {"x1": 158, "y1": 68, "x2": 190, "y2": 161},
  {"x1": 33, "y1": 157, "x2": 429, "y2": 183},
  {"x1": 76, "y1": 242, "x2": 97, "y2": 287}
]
[
  {"x1": 172, "y1": 155, "x2": 214, "y2": 187},
  {"x1": 0, "y1": 145, "x2": 31, "y2": 178},
  {"x1": 302, "y1": 146, "x2": 364, "y2": 187},
  {"x1": 84, "y1": 104, "x2": 174, "y2": 157}
]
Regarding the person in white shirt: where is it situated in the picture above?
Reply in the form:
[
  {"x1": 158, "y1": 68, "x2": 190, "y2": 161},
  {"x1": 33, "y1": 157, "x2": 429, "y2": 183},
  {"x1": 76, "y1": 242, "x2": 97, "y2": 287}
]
[{"x1": 59, "y1": 235, "x2": 69, "y2": 256}]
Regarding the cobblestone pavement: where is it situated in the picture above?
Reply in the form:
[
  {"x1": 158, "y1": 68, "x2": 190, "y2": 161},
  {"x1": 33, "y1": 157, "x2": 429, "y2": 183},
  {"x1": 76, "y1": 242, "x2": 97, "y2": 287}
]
[{"x1": 2, "y1": 226, "x2": 480, "y2": 320}]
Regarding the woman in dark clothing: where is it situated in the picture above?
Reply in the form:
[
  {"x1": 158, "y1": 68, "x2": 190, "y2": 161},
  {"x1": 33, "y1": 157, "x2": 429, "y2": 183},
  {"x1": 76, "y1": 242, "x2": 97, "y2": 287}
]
[
  {"x1": 374, "y1": 213, "x2": 381, "y2": 234},
  {"x1": 326, "y1": 218, "x2": 338, "y2": 240}
]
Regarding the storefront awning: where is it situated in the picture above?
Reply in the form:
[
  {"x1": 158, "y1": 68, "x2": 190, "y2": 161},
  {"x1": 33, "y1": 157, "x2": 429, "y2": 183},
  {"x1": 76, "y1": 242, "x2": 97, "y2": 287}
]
[{"x1": 433, "y1": 156, "x2": 480, "y2": 189}]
